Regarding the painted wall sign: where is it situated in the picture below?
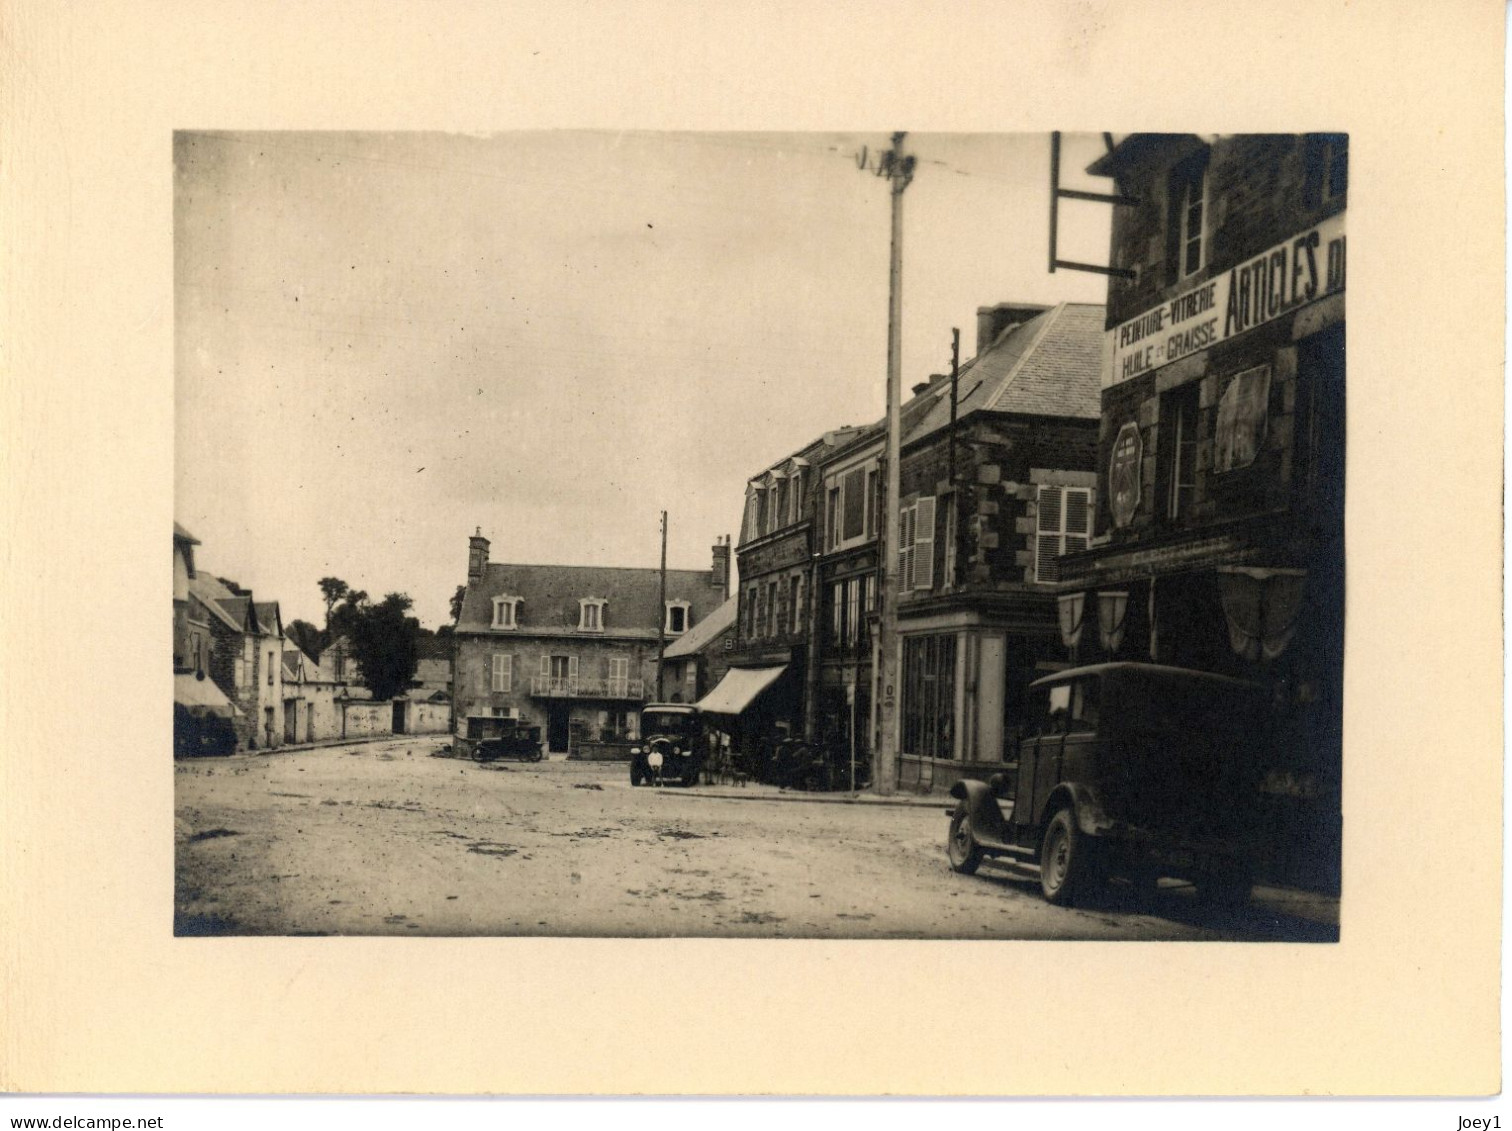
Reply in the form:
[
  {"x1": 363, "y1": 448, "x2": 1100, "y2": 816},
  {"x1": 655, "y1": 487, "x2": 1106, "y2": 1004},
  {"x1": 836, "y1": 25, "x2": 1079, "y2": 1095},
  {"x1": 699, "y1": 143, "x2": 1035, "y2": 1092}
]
[
  {"x1": 1108, "y1": 421, "x2": 1143, "y2": 528},
  {"x1": 1106, "y1": 211, "x2": 1345, "y2": 388}
]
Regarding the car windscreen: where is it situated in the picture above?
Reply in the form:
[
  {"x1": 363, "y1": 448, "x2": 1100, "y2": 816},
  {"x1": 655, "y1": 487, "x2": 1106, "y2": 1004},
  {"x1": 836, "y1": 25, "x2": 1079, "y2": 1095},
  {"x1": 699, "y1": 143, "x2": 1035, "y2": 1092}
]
[{"x1": 642, "y1": 712, "x2": 695, "y2": 735}]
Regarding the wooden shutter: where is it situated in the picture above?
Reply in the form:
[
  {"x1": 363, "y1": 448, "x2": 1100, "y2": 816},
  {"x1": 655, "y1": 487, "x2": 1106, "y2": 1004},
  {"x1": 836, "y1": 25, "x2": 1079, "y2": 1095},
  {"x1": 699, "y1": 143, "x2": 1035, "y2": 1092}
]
[
  {"x1": 491, "y1": 653, "x2": 511, "y2": 692},
  {"x1": 1065, "y1": 488, "x2": 1092, "y2": 555},
  {"x1": 912, "y1": 496, "x2": 936, "y2": 590},
  {"x1": 1036, "y1": 486, "x2": 1064, "y2": 583},
  {"x1": 568, "y1": 655, "x2": 579, "y2": 689},
  {"x1": 899, "y1": 504, "x2": 915, "y2": 591}
]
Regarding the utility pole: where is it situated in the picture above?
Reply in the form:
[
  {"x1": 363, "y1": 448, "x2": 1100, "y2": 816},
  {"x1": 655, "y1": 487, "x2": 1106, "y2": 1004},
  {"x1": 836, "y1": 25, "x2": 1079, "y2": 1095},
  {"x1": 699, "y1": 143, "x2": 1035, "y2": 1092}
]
[
  {"x1": 948, "y1": 327, "x2": 961, "y2": 589},
  {"x1": 655, "y1": 510, "x2": 668, "y2": 702},
  {"x1": 873, "y1": 132, "x2": 915, "y2": 796}
]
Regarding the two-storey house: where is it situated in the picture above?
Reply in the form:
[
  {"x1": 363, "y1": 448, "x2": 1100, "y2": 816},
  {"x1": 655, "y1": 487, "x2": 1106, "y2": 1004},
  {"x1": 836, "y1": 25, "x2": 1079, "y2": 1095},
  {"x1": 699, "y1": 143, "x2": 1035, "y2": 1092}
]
[
  {"x1": 452, "y1": 530, "x2": 730, "y2": 755},
  {"x1": 1058, "y1": 133, "x2": 1346, "y2": 891},
  {"x1": 188, "y1": 572, "x2": 285, "y2": 750}
]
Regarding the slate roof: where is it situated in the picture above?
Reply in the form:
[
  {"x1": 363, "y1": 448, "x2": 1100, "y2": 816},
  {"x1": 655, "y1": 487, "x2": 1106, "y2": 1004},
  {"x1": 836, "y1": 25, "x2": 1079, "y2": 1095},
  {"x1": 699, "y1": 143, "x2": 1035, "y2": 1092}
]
[
  {"x1": 253, "y1": 601, "x2": 283, "y2": 638},
  {"x1": 662, "y1": 594, "x2": 737, "y2": 659},
  {"x1": 905, "y1": 303, "x2": 1104, "y2": 444},
  {"x1": 457, "y1": 563, "x2": 726, "y2": 638}
]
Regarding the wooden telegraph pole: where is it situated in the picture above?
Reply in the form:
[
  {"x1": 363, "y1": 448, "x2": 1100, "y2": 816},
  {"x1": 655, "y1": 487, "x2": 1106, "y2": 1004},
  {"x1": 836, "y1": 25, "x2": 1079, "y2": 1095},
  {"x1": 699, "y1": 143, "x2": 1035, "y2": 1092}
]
[{"x1": 872, "y1": 132, "x2": 915, "y2": 796}]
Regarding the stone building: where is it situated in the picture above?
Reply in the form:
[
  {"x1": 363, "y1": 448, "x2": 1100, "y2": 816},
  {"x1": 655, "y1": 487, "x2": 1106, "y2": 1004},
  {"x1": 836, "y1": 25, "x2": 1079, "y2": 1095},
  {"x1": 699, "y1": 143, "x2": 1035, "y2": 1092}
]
[
  {"x1": 188, "y1": 572, "x2": 284, "y2": 750},
  {"x1": 724, "y1": 301, "x2": 1104, "y2": 789},
  {"x1": 452, "y1": 530, "x2": 730, "y2": 755},
  {"x1": 1057, "y1": 133, "x2": 1346, "y2": 891}
]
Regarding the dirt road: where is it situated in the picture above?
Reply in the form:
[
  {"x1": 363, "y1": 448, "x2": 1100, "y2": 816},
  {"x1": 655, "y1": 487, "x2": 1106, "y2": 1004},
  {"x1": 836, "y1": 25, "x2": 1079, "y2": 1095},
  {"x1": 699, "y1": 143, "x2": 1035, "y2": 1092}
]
[{"x1": 175, "y1": 738, "x2": 1336, "y2": 940}]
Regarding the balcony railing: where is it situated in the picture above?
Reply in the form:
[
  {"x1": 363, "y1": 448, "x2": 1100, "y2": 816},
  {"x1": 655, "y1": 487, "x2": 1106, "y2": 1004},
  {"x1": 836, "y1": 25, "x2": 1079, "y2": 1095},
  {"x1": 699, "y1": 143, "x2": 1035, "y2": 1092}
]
[{"x1": 529, "y1": 675, "x2": 645, "y2": 700}]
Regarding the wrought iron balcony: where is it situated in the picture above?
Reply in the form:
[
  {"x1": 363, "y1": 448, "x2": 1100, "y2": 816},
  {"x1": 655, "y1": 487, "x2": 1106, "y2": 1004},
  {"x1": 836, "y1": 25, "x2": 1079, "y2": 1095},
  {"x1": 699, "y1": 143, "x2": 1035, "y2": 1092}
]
[{"x1": 529, "y1": 675, "x2": 646, "y2": 700}]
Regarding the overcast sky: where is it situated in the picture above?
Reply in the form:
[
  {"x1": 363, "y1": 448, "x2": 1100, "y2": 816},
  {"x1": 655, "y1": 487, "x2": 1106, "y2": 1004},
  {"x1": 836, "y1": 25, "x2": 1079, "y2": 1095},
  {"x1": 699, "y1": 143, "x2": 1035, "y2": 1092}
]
[{"x1": 175, "y1": 131, "x2": 1111, "y2": 631}]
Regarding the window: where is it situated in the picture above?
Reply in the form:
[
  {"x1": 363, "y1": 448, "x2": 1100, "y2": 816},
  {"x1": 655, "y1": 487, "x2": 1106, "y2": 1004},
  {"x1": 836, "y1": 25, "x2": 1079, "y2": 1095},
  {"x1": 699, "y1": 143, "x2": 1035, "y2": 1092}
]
[
  {"x1": 1160, "y1": 383, "x2": 1200, "y2": 522},
  {"x1": 789, "y1": 470, "x2": 804, "y2": 523},
  {"x1": 543, "y1": 654, "x2": 578, "y2": 693},
  {"x1": 824, "y1": 457, "x2": 880, "y2": 552},
  {"x1": 942, "y1": 493, "x2": 958, "y2": 589},
  {"x1": 578, "y1": 598, "x2": 606, "y2": 632},
  {"x1": 608, "y1": 656, "x2": 629, "y2": 696},
  {"x1": 790, "y1": 574, "x2": 804, "y2": 635},
  {"x1": 774, "y1": 477, "x2": 788, "y2": 531},
  {"x1": 1214, "y1": 365, "x2": 1272, "y2": 473},
  {"x1": 828, "y1": 577, "x2": 867, "y2": 649},
  {"x1": 902, "y1": 634, "x2": 957, "y2": 760},
  {"x1": 1167, "y1": 149, "x2": 1209, "y2": 282},
  {"x1": 899, "y1": 496, "x2": 936, "y2": 591},
  {"x1": 744, "y1": 584, "x2": 758, "y2": 638},
  {"x1": 765, "y1": 580, "x2": 779, "y2": 639},
  {"x1": 267, "y1": 650, "x2": 276, "y2": 685},
  {"x1": 684, "y1": 660, "x2": 697, "y2": 698},
  {"x1": 1035, "y1": 485, "x2": 1094, "y2": 584},
  {"x1": 665, "y1": 600, "x2": 690, "y2": 635},
  {"x1": 491, "y1": 653, "x2": 512, "y2": 693},
  {"x1": 491, "y1": 596, "x2": 520, "y2": 629}
]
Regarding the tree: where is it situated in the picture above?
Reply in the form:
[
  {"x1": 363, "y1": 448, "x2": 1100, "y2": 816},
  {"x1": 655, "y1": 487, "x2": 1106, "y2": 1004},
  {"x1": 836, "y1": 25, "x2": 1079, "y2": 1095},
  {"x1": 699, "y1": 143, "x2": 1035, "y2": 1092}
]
[
  {"x1": 346, "y1": 592, "x2": 420, "y2": 701},
  {"x1": 318, "y1": 577, "x2": 350, "y2": 629},
  {"x1": 328, "y1": 588, "x2": 369, "y2": 644},
  {"x1": 449, "y1": 584, "x2": 467, "y2": 624},
  {"x1": 286, "y1": 619, "x2": 324, "y2": 659}
]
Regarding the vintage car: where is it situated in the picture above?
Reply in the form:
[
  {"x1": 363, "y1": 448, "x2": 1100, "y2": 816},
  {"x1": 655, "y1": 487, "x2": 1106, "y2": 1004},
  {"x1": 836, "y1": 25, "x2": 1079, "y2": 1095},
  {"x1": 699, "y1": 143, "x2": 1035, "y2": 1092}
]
[
  {"x1": 629, "y1": 704, "x2": 705, "y2": 788},
  {"x1": 946, "y1": 663, "x2": 1271, "y2": 906},
  {"x1": 457, "y1": 714, "x2": 544, "y2": 763}
]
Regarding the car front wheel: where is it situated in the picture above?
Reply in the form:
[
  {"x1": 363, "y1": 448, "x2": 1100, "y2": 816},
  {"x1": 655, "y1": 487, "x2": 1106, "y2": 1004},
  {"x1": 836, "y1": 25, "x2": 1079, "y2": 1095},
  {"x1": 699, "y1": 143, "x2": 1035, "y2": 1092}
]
[{"x1": 947, "y1": 805, "x2": 983, "y2": 875}]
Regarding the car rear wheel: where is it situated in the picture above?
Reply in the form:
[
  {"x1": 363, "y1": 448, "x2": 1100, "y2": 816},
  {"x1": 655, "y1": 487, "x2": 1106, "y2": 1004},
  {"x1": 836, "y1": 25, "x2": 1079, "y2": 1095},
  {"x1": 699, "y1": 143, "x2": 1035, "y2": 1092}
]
[
  {"x1": 947, "y1": 805, "x2": 983, "y2": 875},
  {"x1": 630, "y1": 763, "x2": 644, "y2": 787},
  {"x1": 1039, "y1": 808, "x2": 1094, "y2": 906}
]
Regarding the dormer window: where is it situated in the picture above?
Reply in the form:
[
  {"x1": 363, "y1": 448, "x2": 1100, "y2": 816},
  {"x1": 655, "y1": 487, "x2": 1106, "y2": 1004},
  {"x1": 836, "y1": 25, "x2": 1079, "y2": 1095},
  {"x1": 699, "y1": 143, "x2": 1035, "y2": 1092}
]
[
  {"x1": 665, "y1": 600, "x2": 692, "y2": 635},
  {"x1": 579, "y1": 598, "x2": 607, "y2": 632},
  {"x1": 491, "y1": 596, "x2": 521, "y2": 629}
]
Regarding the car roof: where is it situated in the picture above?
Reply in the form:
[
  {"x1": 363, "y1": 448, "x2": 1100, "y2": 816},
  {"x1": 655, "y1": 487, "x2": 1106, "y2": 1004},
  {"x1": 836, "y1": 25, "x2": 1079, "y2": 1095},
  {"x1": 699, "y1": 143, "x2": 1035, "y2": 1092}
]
[{"x1": 1029, "y1": 662, "x2": 1266, "y2": 693}]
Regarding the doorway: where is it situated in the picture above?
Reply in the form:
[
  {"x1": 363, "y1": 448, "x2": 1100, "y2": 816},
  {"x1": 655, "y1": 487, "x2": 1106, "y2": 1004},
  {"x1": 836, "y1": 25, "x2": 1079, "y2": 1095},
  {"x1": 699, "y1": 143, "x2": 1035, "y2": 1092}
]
[
  {"x1": 547, "y1": 703, "x2": 570, "y2": 754},
  {"x1": 392, "y1": 699, "x2": 407, "y2": 734}
]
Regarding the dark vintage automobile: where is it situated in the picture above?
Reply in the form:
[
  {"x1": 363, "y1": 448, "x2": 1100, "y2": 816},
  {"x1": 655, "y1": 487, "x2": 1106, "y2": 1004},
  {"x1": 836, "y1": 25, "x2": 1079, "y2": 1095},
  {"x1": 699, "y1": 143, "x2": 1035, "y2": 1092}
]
[
  {"x1": 947, "y1": 663, "x2": 1271, "y2": 906},
  {"x1": 458, "y1": 714, "x2": 544, "y2": 763},
  {"x1": 630, "y1": 704, "x2": 705, "y2": 788}
]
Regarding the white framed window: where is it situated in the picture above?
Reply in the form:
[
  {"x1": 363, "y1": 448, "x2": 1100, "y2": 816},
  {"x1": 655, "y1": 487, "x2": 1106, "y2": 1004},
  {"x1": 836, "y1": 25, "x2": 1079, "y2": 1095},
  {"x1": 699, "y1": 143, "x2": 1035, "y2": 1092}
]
[
  {"x1": 684, "y1": 660, "x2": 697, "y2": 697},
  {"x1": 942, "y1": 493, "x2": 958, "y2": 590},
  {"x1": 491, "y1": 653, "x2": 512, "y2": 692},
  {"x1": 1035, "y1": 486, "x2": 1094, "y2": 584},
  {"x1": 765, "y1": 580, "x2": 779, "y2": 639},
  {"x1": 1170, "y1": 150, "x2": 1209, "y2": 280},
  {"x1": 899, "y1": 496, "x2": 936, "y2": 592},
  {"x1": 790, "y1": 573, "x2": 804, "y2": 635},
  {"x1": 824, "y1": 455, "x2": 881, "y2": 552},
  {"x1": 788, "y1": 469, "x2": 804, "y2": 523},
  {"x1": 578, "y1": 598, "x2": 606, "y2": 632},
  {"x1": 665, "y1": 600, "x2": 691, "y2": 635},
  {"x1": 491, "y1": 596, "x2": 520, "y2": 629},
  {"x1": 608, "y1": 656, "x2": 629, "y2": 696},
  {"x1": 543, "y1": 653, "x2": 578, "y2": 693}
]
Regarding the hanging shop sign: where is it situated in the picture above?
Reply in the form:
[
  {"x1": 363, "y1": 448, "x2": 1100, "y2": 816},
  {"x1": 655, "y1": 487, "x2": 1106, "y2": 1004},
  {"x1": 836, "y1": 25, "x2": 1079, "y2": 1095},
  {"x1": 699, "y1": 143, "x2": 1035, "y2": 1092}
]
[{"x1": 1107, "y1": 211, "x2": 1345, "y2": 388}]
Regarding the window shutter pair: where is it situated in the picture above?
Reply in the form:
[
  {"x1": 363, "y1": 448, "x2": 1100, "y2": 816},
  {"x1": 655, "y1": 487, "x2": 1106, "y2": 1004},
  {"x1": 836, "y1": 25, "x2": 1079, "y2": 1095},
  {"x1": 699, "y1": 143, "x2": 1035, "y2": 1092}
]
[
  {"x1": 1035, "y1": 486, "x2": 1093, "y2": 583},
  {"x1": 898, "y1": 497, "x2": 936, "y2": 591},
  {"x1": 491, "y1": 653, "x2": 512, "y2": 692}
]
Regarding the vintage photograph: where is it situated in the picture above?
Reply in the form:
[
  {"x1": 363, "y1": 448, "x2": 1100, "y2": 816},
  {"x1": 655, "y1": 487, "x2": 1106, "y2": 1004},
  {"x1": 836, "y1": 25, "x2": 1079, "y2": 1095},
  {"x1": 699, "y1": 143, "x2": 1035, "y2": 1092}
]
[{"x1": 173, "y1": 131, "x2": 1345, "y2": 942}]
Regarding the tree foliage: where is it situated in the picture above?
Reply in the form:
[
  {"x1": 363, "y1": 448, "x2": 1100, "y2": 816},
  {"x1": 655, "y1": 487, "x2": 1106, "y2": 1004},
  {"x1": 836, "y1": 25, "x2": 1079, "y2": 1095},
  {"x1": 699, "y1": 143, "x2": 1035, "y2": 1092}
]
[
  {"x1": 327, "y1": 589, "x2": 370, "y2": 645},
  {"x1": 286, "y1": 619, "x2": 324, "y2": 659},
  {"x1": 318, "y1": 577, "x2": 350, "y2": 627},
  {"x1": 346, "y1": 592, "x2": 420, "y2": 701},
  {"x1": 449, "y1": 584, "x2": 467, "y2": 624}
]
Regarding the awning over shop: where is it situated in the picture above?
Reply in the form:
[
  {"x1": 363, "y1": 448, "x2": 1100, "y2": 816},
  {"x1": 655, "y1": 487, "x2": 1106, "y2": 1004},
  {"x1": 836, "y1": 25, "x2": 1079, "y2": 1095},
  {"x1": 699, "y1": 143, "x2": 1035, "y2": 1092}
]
[
  {"x1": 695, "y1": 665, "x2": 787, "y2": 717},
  {"x1": 174, "y1": 672, "x2": 239, "y2": 716}
]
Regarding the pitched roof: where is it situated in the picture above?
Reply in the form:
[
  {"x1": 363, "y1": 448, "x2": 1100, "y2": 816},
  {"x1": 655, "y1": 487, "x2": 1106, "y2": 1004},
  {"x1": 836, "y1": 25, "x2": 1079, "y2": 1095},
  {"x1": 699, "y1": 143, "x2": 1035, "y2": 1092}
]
[
  {"x1": 662, "y1": 594, "x2": 737, "y2": 659},
  {"x1": 457, "y1": 562, "x2": 726, "y2": 637},
  {"x1": 253, "y1": 601, "x2": 283, "y2": 638},
  {"x1": 189, "y1": 590, "x2": 243, "y2": 633},
  {"x1": 906, "y1": 303, "x2": 1104, "y2": 443},
  {"x1": 173, "y1": 522, "x2": 200, "y2": 545}
]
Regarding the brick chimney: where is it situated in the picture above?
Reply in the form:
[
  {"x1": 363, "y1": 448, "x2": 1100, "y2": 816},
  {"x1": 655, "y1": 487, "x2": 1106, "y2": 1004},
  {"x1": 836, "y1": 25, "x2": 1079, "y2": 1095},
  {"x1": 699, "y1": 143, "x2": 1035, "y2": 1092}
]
[
  {"x1": 468, "y1": 527, "x2": 490, "y2": 585},
  {"x1": 711, "y1": 535, "x2": 731, "y2": 597},
  {"x1": 976, "y1": 302, "x2": 1050, "y2": 354}
]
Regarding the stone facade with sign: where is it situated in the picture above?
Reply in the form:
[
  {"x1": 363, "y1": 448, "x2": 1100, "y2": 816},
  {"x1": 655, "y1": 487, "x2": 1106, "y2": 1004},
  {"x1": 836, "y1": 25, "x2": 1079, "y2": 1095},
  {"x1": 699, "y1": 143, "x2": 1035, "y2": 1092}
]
[{"x1": 1061, "y1": 133, "x2": 1346, "y2": 893}]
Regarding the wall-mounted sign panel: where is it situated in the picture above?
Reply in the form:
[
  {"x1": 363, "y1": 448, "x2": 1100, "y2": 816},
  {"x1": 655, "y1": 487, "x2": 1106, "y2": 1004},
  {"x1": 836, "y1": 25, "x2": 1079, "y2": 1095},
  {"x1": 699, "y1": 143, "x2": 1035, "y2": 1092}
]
[{"x1": 1106, "y1": 211, "x2": 1345, "y2": 388}]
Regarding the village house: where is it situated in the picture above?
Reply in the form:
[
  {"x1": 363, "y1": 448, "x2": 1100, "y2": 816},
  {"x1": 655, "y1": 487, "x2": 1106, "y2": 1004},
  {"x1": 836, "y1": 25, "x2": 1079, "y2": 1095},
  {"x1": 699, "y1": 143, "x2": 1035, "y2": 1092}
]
[
  {"x1": 187, "y1": 571, "x2": 285, "y2": 750},
  {"x1": 452, "y1": 530, "x2": 730, "y2": 755},
  {"x1": 658, "y1": 585, "x2": 737, "y2": 706},
  {"x1": 173, "y1": 524, "x2": 237, "y2": 746},
  {"x1": 1056, "y1": 133, "x2": 1346, "y2": 892}
]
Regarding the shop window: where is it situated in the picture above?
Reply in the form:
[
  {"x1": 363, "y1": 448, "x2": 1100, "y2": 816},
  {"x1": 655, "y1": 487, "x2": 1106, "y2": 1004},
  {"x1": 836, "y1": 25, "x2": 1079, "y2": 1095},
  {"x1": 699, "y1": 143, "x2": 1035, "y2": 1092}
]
[
  {"x1": 1214, "y1": 365, "x2": 1273, "y2": 473},
  {"x1": 902, "y1": 634, "x2": 957, "y2": 760},
  {"x1": 1035, "y1": 485, "x2": 1094, "y2": 584},
  {"x1": 1159, "y1": 383, "x2": 1200, "y2": 523}
]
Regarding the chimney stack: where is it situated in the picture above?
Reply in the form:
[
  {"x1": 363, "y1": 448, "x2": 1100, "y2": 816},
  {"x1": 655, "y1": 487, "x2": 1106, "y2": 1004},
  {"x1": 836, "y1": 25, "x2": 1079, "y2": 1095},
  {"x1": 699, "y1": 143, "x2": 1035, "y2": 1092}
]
[
  {"x1": 468, "y1": 527, "x2": 490, "y2": 585},
  {"x1": 711, "y1": 535, "x2": 731, "y2": 598},
  {"x1": 975, "y1": 302, "x2": 1050, "y2": 354}
]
